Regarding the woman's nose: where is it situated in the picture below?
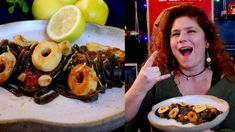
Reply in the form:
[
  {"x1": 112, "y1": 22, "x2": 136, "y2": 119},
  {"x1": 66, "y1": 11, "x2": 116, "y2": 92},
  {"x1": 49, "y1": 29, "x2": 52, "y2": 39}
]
[
  {"x1": 177, "y1": 33, "x2": 188, "y2": 44},
  {"x1": 178, "y1": 39, "x2": 187, "y2": 43}
]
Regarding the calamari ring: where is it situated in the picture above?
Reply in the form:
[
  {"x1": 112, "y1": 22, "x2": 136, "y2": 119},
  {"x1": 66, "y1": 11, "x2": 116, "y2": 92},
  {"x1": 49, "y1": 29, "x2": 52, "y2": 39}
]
[
  {"x1": 68, "y1": 64, "x2": 98, "y2": 96},
  {"x1": 187, "y1": 111, "x2": 198, "y2": 123},
  {"x1": 168, "y1": 107, "x2": 179, "y2": 119},
  {"x1": 0, "y1": 52, "x2": 16, "y2": 84},
  {"x1": 32, "y1": 41, "x2": 62, "y2": 72}
]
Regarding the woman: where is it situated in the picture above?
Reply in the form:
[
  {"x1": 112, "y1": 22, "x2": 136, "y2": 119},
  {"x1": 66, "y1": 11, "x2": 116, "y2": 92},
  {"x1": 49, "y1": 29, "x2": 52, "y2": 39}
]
[{"x1": 125, "y1": 4, "x2": 235, "y2": 131}]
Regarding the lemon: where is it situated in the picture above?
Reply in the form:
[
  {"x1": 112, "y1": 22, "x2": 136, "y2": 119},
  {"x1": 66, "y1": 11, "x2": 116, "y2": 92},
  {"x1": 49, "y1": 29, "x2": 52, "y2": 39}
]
[
  {"x1": 59, "y1": 0, "x2": 78, "y2": 5},
  {"x1": 75, "y1": 0, "x2": 109, "y2": 25},
  {"x1": 47, "y1": 5, "x2": 86, "y2": 42},
  {"x1": 32, "y1": 0, "x2": 64, "y2": 20}
]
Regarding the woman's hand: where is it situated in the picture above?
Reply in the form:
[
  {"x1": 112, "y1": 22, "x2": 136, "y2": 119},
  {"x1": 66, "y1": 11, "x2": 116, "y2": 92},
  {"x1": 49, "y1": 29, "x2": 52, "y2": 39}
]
[
  {"x1": 132, "y1": 51, "x2": 171, "y2": 94},
  {"x1": 125, "y1": 51, "x2": 171, "y2": 122}
]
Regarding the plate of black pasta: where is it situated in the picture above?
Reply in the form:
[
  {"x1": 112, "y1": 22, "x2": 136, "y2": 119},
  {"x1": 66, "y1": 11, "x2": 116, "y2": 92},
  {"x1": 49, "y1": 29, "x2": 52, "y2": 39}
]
[
  {"x1": 0, "y1": 20, "x2": 124, "y2": 131},
  {"x1": 148, "y1": 95, "x2": 229, "y2": 132}
]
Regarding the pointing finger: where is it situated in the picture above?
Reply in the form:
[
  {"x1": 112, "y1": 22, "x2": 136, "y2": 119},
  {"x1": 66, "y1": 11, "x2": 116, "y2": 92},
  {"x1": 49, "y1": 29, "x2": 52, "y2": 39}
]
[{"x1": 144, "y1": 51, "x2": 158, "y2": 67}]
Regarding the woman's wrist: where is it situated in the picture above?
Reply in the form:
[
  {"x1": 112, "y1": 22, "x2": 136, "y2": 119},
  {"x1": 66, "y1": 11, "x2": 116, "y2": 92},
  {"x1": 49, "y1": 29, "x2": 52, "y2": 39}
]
[{"x1": 129, "y1": 79, "x2": 149, "y2": 96}]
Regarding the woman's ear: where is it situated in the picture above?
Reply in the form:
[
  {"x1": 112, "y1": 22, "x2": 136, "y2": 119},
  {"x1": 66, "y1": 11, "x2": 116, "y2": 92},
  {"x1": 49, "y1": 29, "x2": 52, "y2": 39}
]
[{"x1": 206, "y1": 42, "x2": 210, "y2": 48}]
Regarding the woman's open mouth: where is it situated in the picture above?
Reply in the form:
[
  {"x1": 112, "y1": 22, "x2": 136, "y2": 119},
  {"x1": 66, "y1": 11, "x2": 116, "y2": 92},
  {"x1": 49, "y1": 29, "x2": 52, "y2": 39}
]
[{"x1": 179, "y1": 47, "x2": 193, "y2": 56}]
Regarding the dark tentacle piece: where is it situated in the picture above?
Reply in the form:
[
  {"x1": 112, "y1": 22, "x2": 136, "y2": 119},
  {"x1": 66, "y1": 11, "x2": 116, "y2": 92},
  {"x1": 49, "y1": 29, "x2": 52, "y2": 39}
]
[
  {"x1": 34, "y1": 86, "x2": 59, "y2": 105},
  {"x1": 54, "y1": 83, "x2": 98, "y2": 102},
  {"x1": 2, "y1": 84, "x2": 23, "y2": 97}
]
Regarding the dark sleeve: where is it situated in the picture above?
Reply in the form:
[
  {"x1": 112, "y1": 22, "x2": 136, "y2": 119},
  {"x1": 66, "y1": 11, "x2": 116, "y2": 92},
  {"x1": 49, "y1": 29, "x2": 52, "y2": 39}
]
[
  {"x1": 125, "y1": 86, "x2": 156, "y2": 132},
  {"x1": 216, "y1": 87, "x2": 235, "y2": 132},
  {"x1": 209, "y1": 76, "x2": 235, "y2": 132}
]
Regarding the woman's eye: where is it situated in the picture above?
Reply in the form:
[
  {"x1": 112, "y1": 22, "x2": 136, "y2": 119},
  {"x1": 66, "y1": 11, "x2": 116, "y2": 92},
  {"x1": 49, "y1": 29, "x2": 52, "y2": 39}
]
[
  {"x1": 188, "y1": 30, "x2": 196, "y2": 33},
  {"x1": 171, "y1": 32, "x2": 180, "y2": 37}
]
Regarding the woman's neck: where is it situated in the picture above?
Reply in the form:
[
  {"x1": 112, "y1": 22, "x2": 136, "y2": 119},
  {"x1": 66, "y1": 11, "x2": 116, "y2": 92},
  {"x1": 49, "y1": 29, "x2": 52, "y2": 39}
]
[
  {"x1": 179, "y1": 66, "x2": 207, "y2": 80},
  {"x1": 179, "y1": 65, "x2": 206, "y2": 77},
  {"x1": 175, "y1": 68, "x2": 213, "y2": 95}
]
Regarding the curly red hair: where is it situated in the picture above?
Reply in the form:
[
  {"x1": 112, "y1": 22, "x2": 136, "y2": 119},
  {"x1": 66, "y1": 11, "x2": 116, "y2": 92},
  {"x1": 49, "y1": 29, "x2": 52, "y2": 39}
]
[{"x1": 149, "y1": 4, "x2": 235, "y2": 75}]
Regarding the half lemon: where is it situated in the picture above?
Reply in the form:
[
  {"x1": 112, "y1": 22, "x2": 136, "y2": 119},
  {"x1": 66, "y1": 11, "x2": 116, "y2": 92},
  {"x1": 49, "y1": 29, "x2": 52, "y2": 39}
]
[{"x1": 47, "y1": 5, "x2": 86, "y2": 42}]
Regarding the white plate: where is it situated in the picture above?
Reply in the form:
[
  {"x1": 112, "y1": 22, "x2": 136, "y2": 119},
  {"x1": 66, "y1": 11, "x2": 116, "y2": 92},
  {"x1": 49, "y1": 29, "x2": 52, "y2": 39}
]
[
  {"x1": 148, "y1": 95, "x2": 229, "y2": 132},
  {"x1": 0, "y1": 20, "x2": 124, "y2": 131}
]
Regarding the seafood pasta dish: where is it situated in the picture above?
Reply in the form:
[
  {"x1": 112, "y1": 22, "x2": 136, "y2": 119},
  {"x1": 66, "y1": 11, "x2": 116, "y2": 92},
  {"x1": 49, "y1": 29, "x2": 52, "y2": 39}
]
[
  {"x1": 0, "y1": 35, "x2": 124, "y2": 104},
  {"x1": 155, "y1": 102, "x2": 222, "y2": 125}
]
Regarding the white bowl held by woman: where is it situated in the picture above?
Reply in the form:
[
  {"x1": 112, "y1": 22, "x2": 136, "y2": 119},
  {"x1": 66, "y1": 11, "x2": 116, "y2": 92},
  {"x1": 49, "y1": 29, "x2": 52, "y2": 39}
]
[{"x1": 148, "y1": 95, "x2": 229, "y2": 132}]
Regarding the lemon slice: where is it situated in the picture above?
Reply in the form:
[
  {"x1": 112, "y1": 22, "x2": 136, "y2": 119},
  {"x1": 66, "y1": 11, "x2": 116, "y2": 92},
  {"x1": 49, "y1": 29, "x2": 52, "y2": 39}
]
[{"x1": 47, "y1": 5, "x2": 86, "y2": 42}]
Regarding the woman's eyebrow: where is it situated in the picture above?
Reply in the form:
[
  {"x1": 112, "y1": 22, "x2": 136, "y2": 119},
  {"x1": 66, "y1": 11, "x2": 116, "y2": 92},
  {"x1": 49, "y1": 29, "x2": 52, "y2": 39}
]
[
  {"x1": 171, "y1": 26, "x2": 197, "y2": 32},
  {"x1": 171, "y1": 29, "x2": 180, "y2": 33},
  {"x1": 185, "y1": 26, "x2": 197, "y2": 30}
]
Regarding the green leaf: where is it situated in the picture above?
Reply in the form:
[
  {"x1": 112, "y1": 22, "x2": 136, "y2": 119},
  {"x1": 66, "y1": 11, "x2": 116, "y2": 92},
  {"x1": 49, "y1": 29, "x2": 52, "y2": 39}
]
[
  {"x1": 6, "y1": 0, "x2": 15, "y2": 3},
  {"x1": 6, "y1": 0, "x2": 29, "y2": 14},
  {"x1": 16, "y1": 0, "x2": 23, "y2": 7},
  {"x1": 8, "y1": 6, "x2": 15, "y2": 14},
  {"x1": 22, "y1": 2, "x2": 29, "y2": 13}
]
